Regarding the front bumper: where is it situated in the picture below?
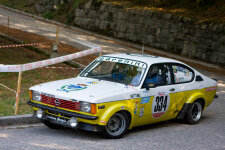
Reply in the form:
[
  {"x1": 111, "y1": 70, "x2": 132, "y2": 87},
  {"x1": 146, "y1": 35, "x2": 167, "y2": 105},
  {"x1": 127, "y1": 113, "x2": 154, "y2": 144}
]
[
  {"x1": 38, "y1": 112, "x2": 104, "y2": 132},
  {"x1": 27, "y1": 100, "x2": 104, "y2": 132},
  {"x1": 27, "y1": 100, "x2": 98, "y2": 120}
]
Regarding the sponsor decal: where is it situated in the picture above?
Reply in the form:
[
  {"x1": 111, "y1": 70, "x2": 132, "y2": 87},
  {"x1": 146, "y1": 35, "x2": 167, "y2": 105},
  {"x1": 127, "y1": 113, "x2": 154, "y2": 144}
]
[
  {"x1": 158, "y1": 92, "x2": 166, "y2": 96},
  {"x1": 87, "y1": 81, "x2": 99, "y2": 84},
  {"x1": 130, "y1": 94, "x2": 140, "y2": 99},
  {"x1": 134, "y1": 100, "x2": 139, "y2": 115},
  {"x1": 56, "y1": 117, "x2": 68, "y2": 124},
  {"x1": 57, "y1": 84, "x2": 88, "y2": 92},
  {"x1": 46, "y1": 115, "x2": 69, "y2": 124},
  {"x1": 100, "y1": 120, "x2": 107, "y2": 124},
  {"x1": 206, "y1": 87, "x2": 217, "y2": 92},
  {"x1": 97, "y1": 57, "x2": 147, "y2": 69},
  {"x1": 140, "y1": 97, "x2": 150, "y2": 104},
  {"x1": 139, "y1": 107, "x2": 144, "y2": 117},
  {"x1": 152, "y1": 92, "x2": 170, "y2": 119},
  {"x1": 121, "y1": 106, "x2": 125, "y2": 109},
  {"x1": 46, "y1": 115, "x2": 57, "y2": 121}
]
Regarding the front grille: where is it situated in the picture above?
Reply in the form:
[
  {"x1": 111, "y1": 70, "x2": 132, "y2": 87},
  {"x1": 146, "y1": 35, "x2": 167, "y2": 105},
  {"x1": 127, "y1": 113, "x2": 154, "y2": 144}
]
[{"x1": 41, "y1": 95, "x2": 80, "y2": 111}]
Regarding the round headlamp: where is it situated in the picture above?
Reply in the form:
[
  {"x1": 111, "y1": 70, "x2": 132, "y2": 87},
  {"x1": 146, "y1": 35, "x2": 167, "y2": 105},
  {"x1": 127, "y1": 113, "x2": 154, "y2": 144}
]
[
  {"x1": 80, "y1": 102, "x2": 91, "y2": 113},
  {"x1": 32, "y1": 91, "x2": 41, "y2": 101}
]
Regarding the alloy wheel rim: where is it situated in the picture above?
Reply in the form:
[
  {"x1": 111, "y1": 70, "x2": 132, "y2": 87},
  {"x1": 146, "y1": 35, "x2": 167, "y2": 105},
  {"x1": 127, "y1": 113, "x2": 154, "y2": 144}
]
[
  {"x1": 191, "y1": 102, "x2": 202, "y2": 122},
  {"x1": 106, "y1": 113, "x2": 126, "y2": 136}
]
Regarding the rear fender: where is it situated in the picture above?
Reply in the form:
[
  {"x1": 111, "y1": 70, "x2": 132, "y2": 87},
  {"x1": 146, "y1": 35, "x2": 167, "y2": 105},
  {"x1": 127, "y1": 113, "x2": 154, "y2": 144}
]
[{"x1": 186, "y1": 92, "x2": 206, "y2": 109}]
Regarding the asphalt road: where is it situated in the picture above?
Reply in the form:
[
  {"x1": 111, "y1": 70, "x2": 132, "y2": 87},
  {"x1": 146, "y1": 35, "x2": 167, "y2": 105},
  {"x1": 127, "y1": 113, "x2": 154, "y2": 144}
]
[{"x1": 0, "y1": 68, "x2": 224, "y2": 150}]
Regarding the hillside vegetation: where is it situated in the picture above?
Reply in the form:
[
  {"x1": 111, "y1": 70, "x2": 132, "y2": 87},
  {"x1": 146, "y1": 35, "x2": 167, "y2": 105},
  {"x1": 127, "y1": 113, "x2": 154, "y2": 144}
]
[
  {"x1": 0, "y1": 0, "x2": 224, "y2": 23},
  {"x1": 102, "y1": 0, "x2": 225, "y2": 22}
]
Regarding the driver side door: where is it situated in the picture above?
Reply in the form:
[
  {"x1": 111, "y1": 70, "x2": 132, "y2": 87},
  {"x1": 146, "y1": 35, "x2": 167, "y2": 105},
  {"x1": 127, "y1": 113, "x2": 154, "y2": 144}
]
[{"x1": 136, "y1": 63, "x2": 179, "y2": 125}]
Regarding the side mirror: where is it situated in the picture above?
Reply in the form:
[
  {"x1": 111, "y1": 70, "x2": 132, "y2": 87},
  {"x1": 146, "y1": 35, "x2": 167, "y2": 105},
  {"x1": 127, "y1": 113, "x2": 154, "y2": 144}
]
[{"x1": 146, "y1": 82, "x2": 157, "y2": 90}]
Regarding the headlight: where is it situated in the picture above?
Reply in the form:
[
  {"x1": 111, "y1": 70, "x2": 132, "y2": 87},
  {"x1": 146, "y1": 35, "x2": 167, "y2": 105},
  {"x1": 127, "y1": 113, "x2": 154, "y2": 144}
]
[
  {"x1": 32, "y1": 91, "x2": 41, "y2": 101},
  {"x1": 80, "y1": 101, "x2": 91, "y2": 113}
]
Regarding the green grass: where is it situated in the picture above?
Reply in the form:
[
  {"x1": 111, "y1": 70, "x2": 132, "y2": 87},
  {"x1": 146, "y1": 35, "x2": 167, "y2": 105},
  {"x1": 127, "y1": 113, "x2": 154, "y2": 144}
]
[{"x1": 0, "y1": 38, "x2": 80, "y2": 116}]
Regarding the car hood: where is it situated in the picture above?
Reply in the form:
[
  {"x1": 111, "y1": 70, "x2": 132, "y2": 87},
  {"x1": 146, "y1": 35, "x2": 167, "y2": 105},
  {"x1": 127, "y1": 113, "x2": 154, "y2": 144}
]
[{"x1": 30, "y1": 77, "x2": 137, "y2": 103}]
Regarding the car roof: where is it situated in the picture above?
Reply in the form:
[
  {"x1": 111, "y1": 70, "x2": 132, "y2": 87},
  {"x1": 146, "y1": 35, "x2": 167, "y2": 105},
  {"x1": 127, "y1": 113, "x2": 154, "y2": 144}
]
[{"x1": 103, "y1": 53, "x2": 183, "y2": 66}]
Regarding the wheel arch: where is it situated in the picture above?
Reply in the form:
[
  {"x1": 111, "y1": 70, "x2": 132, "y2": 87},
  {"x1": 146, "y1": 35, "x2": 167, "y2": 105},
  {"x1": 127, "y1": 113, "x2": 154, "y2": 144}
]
[
  {"x1": 177, "y1": 96, "x2": 206, "y2": 120},
  {"x1": 116, "y1": 110, "x2": 132, "y2": 129},
  {"x1": 98, "y1": 104, "x2": 134, "y2": 128},
  {"x1": 186, "y1": 92, "x2": 206, "y2": 107}
]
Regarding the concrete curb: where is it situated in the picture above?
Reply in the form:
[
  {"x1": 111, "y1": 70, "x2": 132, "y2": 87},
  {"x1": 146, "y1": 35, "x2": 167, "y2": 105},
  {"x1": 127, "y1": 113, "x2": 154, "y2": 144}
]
[{"x1": 0, "y1": 114, "x2": 40, "y2": 126}]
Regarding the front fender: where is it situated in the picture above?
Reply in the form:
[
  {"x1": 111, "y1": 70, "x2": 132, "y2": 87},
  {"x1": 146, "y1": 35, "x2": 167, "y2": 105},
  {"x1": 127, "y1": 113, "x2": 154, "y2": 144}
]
[{"x1": 98, "y1": 103, "x2": 134, "y2": 129}]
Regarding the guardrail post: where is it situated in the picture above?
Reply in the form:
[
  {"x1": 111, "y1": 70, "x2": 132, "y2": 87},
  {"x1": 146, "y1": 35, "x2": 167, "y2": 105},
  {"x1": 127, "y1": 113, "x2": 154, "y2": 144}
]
[
  {"x1": 56, "y1": 26, "x2": 59, "y2": 45},
  {"x1": 15, "y1": 70, "x2": 22, "y2": 115},
  {"x1": 7, "y1": 16, "x2": 9, "y2": 38},
  {"x1": 51, "y1": 26, "x2": 59, "y2": 58}
]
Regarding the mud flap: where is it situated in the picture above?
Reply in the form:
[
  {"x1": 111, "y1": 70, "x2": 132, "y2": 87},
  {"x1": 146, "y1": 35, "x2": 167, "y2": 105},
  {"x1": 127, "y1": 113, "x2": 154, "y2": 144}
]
[{"x1": 176, "y1": 103, "x2": 191, "y2": 120}]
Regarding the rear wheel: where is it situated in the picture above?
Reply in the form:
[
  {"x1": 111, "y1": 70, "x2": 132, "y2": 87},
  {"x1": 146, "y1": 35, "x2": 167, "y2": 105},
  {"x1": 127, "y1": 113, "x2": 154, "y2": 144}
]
[
  {"x1": 186, "y1": 101, "x2": 203, "y2": 124},
  {"x1": 41, "y1": 120, "x2": 63, "y2": 129},
  {"x1": 101, "y1": 112, "x2": 129, "y2": 139}
]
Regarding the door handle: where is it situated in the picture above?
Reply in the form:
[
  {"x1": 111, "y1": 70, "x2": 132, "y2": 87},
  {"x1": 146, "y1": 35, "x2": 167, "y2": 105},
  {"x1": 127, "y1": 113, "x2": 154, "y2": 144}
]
[{"x1": 170, "y1": 88, "x2": 175, "y2": 92}]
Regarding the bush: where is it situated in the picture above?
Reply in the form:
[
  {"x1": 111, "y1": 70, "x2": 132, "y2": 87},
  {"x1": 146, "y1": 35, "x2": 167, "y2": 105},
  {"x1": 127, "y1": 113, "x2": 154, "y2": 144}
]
[
  {"x1": 196, "y1": 0, "x2": 215, "y2": 7},
  {"x1": 42, "y1": 11, "x2": 55, "y2": 19}
]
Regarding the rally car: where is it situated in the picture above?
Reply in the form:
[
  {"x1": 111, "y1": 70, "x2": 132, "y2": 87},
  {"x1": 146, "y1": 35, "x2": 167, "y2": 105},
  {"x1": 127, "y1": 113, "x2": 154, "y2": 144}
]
[{"x1": 27, "y1": 53, "x2": 218, "y2": 138}]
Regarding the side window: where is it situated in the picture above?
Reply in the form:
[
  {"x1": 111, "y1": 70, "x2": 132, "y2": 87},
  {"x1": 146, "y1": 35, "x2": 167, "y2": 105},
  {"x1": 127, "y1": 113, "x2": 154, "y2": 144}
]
[
  {"x1": 143, "y1": 64, "x2": 171, "y2": 87},
  {"x1": 172, "y1": 64, "x2": 194, "y2": 83}
]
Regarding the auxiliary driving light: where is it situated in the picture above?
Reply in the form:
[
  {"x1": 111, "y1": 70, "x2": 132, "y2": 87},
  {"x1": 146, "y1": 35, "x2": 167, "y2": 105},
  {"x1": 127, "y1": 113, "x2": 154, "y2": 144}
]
[
  {"x1": 36, "y1": 109, "x2": 44, "y2": 119},
  {"x1": 69, "y1": 117, "x2": 78, "y2": 128}
]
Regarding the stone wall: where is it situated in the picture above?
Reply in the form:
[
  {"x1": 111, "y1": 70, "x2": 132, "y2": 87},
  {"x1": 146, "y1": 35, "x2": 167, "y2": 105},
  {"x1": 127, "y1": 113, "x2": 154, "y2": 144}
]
[
  {"x1": 34, "y1": 0, "x2": 70, "y2": 14},
  {"x1": 74, "y1": 1, "x2": 225, "y2": 65}
]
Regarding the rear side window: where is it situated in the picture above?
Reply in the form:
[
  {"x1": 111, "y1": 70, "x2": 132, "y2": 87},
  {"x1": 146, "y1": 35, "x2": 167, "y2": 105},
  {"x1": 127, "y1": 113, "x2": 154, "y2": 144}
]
[{"x1": 172, "y1": 64, "x2": 194, "y2": 83}]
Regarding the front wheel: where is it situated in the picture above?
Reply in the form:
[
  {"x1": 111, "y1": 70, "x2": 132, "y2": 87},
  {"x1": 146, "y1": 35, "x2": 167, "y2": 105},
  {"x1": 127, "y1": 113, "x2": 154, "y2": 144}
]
[
  {"x1": 186, "y1": 101, "x2": 203, "y2": 124},
  {"x1": 101, "y1": 112, "x2": 129, "y2": 139}
]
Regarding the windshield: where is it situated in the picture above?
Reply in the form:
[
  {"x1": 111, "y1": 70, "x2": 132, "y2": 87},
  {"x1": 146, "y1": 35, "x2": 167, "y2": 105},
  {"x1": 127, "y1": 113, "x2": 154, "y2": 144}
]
[{"x1": 80, "y1": 57, "x2": 147, "y2": 86}]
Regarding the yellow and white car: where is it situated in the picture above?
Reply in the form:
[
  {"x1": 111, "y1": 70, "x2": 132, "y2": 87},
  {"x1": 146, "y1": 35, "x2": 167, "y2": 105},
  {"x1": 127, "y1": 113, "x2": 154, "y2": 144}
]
[{"x1": 27, "y1": 53, "x2": 218, "y2": 138}]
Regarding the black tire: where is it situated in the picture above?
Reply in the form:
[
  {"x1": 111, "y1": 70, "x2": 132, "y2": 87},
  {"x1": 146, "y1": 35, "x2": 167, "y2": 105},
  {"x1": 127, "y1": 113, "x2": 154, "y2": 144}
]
[
  {"x1": 101, "y1": 111, "x2": 130, "y2": 139},
  {"x1": 41, "y1": 120, "x2": 63, "y2": 129},
  {"x1": 186, "y1": 101, "x2": 203, "y2": 124}
]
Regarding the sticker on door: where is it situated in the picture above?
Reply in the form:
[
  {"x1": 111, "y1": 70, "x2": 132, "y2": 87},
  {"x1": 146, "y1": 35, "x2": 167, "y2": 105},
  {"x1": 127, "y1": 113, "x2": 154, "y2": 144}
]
[{"x1": 152, "y1": 92, "x2": 170, "y2": 118}]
